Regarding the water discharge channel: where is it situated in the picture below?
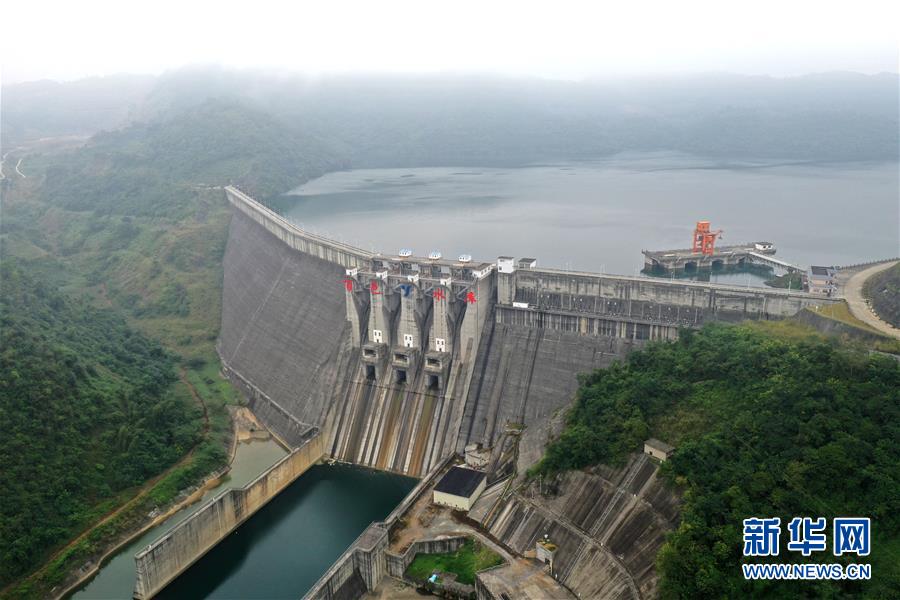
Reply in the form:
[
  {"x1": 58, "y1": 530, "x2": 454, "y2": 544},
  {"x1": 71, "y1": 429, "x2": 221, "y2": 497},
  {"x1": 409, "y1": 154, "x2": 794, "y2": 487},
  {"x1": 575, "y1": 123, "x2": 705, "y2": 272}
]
[
  {"x1": 70, "y1": 440, "x2": 414, "y2": 599},
  {"x1": 70, "y1": 439, "x2": 287, "y2": 599}
]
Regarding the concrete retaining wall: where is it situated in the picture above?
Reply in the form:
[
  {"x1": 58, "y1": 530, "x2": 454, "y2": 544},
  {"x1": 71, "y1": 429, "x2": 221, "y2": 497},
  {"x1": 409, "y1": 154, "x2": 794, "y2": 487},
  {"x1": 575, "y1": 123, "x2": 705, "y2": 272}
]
[
  {"x1": 132, "y1": 434, "x2": 325, "y2": 599},
  {"x1": 795, "y1": 307, "x2": 891, "y2": 342},
  {"x1": 385, "y1": 536, "x2": 469, "y2": 578},
  {"x1": 303, "y1": 456, "x2": 454, "y2": 599},
  {"x1": 303, "y1": 523, "x2": 391, "y2": 600}
]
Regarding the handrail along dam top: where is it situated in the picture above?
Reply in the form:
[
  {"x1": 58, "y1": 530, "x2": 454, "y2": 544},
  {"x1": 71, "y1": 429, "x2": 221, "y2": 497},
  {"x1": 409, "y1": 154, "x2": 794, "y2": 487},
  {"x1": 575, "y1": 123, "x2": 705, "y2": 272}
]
[{"x1": 224, "y1": 185, "x2": 824, "y2": 299}]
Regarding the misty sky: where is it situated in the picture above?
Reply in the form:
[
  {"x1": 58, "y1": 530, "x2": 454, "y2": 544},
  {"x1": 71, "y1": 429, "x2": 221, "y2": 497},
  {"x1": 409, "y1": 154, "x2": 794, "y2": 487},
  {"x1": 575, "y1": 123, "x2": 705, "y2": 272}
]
[{"x1": 2, "y1": 0, "x2": 898, "y2": 83}]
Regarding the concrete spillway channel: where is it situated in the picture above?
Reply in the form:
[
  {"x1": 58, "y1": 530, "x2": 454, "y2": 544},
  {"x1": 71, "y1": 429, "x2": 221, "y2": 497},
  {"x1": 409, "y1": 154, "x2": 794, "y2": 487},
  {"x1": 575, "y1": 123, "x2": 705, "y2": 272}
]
[
  {"x1": 329, "y1": 377, "x2": 441, "y2": 477},
  {"x1": 373, "y1": 386, "x2": 405, "y2": 469},
  {"x1": 407, "y1": 386, "x2": 439, "y2": 475}
]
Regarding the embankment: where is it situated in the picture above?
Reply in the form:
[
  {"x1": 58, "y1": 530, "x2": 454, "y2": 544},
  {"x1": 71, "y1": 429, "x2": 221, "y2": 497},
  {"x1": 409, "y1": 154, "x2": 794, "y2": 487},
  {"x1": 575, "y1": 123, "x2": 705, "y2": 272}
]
[{"x1": 132, "y1": 434, "x2": 325, "y2": 599}]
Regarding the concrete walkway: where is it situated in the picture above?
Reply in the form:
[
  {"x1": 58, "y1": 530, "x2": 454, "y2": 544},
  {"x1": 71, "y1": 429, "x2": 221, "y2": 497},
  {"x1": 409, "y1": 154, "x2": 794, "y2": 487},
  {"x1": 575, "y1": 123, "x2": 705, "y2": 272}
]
[{"x1": 840, "y1": 260, "x2": 900, "y2": 340}]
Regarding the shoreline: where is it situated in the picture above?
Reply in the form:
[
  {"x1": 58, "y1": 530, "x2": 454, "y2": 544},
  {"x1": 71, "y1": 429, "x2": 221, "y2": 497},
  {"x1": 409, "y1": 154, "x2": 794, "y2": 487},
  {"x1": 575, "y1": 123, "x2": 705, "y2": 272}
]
[
  {"x1": 53, "y1": 405, "x2": 274, "y2": 600},
  {"x1": 55, "y1": 467, "x2": 233, "y2": 600}
]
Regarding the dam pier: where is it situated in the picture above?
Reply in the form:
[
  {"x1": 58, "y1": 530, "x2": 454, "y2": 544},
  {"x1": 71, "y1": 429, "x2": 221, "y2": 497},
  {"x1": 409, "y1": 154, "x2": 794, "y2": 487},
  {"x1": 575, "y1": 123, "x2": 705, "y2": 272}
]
[{"x1": 133, "y1": 186, "x2": 838, "y2": 599}]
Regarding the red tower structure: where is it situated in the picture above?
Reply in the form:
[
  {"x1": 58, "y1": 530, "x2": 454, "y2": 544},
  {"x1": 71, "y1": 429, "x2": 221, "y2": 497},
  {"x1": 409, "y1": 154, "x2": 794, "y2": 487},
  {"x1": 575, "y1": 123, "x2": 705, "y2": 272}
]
[{"x1": 692, "y1": 221, "x2": 722, "y2": 256}]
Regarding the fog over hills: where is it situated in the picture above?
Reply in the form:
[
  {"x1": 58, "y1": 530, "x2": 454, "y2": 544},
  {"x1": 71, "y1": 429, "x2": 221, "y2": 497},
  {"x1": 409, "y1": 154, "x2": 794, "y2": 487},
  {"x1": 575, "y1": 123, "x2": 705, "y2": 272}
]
[{"x1": 3, "y1": 68, "x2": 898, "y2": 168}]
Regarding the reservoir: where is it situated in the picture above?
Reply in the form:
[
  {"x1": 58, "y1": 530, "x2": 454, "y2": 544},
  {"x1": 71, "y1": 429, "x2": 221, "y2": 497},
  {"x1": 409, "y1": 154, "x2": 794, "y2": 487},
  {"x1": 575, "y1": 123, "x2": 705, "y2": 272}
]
[{"x1": 275, "y1": 153, "x2": 899, "y2": 279}]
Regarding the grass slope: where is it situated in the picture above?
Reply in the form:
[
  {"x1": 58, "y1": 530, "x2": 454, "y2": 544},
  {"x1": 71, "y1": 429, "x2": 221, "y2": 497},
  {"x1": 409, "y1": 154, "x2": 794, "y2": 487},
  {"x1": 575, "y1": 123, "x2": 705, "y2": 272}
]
[{"x1": 405, "y1": 539, "x2": 504, "y2": 585}]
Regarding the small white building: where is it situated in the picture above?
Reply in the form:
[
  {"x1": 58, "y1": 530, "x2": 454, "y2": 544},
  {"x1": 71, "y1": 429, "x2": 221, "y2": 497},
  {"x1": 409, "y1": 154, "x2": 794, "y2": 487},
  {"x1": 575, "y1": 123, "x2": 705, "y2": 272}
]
[
  {"x1": 433, "y1": 466, "x2": 487, "y2": 511},
  {"x1": 536, "y1": 536, "x2": 557, "y2": 565},
  {"x1": 807, "y1": 266, "x2": 837, "y2": 296},
  {"x1": 644, "y1": 438, "x2": 675, "y2": 461},
  {"x1": 464, "y1": 443, "x2": 491, "y2": 469}
]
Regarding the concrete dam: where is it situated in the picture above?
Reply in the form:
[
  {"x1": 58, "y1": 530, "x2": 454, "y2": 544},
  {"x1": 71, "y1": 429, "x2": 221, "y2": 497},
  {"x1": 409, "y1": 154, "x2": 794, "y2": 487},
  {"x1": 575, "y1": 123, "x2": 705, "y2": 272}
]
[
  {"x1": 134, "y1": 186, "x2": 838, "y2": 598},
  {"x1": 218, "y1": 186, "x2": 834, "y2": 477}
]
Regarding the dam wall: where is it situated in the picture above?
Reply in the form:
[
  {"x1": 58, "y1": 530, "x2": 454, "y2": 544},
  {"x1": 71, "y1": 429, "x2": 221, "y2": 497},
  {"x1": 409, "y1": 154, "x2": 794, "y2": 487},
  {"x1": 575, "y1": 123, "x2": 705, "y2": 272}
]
[
  {"x1": 210, "y1": 187, "x2": 840, "y2": 600},
  {"x1": 222, "y1": 188, "x2": 485, "y2": 478},
  {"x1": 501, "y1": 266, "x2": 836, "y2": 332},
  {"x1": 219, "y1": 202, "x2": 355, "y2": 429},
  {"x1": 457, "y1": 321, "x2": 639, "y2": 465},
  {"x1": 220, "y1": 186, "x2": 837, "y2": 470},
  {"x1": 132, "y1": 433, "x2": 325, "y2": 599}
]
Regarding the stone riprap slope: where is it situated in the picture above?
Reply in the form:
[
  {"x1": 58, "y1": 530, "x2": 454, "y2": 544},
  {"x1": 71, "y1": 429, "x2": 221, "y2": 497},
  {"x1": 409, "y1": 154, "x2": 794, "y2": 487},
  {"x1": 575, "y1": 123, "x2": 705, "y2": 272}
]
[{"x1": 480, "y1": 454, "x2": 679, "y2": 599}]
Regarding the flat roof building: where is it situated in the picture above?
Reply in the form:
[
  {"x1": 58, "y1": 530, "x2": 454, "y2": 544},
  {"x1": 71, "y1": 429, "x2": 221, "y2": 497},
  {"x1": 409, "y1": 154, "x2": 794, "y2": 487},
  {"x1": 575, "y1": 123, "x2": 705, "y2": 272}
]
[
  {"x1": 644, "y1": 438, "x2": 675, "y2": 461},
  {"x1": 807, "y1": 266, "x2": 837, "y2": 296},
  {"x1": 433, "y1": 466, "x2": 487, "y2": 511}
]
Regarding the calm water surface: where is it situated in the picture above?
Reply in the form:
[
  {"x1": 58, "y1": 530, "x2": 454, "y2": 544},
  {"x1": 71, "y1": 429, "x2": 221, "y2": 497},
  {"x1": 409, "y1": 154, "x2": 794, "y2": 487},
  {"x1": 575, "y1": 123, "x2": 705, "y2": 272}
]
[
  {"x1": 71, "y1": 439, "x2": 287, "y2": 599},
  {"x1": 156, "y1": 465, "x2": 415, "y2": 600},
  {"x1": 277, "y1": 153, "x2": 899, "y2": 278}
]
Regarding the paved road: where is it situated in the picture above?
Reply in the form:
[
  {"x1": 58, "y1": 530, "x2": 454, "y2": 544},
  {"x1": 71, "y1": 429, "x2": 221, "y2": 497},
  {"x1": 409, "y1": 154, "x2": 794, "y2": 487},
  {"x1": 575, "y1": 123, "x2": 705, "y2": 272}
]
[{"x1": 841, "y1": 260, "x2": 899, "y2": 340}]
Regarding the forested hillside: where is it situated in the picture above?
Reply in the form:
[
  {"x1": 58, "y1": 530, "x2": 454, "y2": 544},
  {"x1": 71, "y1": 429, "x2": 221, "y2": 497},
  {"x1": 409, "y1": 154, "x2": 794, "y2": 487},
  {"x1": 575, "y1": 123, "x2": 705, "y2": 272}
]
[
  {"x1": 37, "y1": 100, "x2": 343, "y2": 217},
  {"x1": 0, "y1": 107, "x2": 258, "y2": 597},
  {"x1": 0, "y1": 261, "x2": 200, "y2": 586},
  {"x1": 535, "y1": 323, "x2": 900, "y2": 598}
]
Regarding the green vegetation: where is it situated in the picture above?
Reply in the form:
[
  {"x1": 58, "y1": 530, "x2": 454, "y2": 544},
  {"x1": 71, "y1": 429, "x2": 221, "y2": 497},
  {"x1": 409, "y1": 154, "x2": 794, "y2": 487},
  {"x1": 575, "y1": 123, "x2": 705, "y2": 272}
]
[
  {"x1": 807, "y1": 301, "x2": 881, "y2": 334},
  {"x1": 0, "y1": 261, "x2": 199, "y2": 586},
  {"x1": 37, "y1": 99, "x2": 339, "y2": 218},
  {"x1": 764, "y1": 271, "x2": 804, "y2": 290},
  {"x1": 864, "y1": 263, "x2": 900, "y2": 328},
  {"x1": 0, "y1": 102, "x2": 309, "y2": 597},
  {"x1": 405, "y1": 539, "x2": 504, "y2": 585},
  {"x1": 533, "y1": 323, "x2": 899, "y2": 598},
  {"x1": 802, "y1": 303, "x2": 900, "y2": 355}
]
